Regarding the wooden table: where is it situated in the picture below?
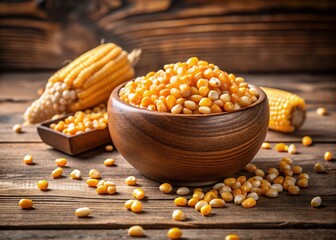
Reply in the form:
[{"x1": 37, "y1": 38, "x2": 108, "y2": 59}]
[{"x1": 0, "y1": 72, "x2": 335, "y2": 239}]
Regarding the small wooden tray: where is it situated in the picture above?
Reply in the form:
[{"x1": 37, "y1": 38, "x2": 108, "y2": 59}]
[{"x1": 37, "y1": 116, "x2": 112, "y2": 155}]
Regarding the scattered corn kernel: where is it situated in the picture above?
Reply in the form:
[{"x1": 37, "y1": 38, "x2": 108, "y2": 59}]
[
  {"x1": 200, "y1": 204, "x2": 212, "y2": 216},
  {"x1": 297, "y1": 179, "x2": 309, "y2": 188},
  {"x1": 314, "y1": 163, "x2": 326, "y2": 173},
  {"x1": 23, "y1": 155, "x2": 33, "y2": 165},
  {"x1": 288, "y1": 144, "x2": 297, "y2": 154},
  {"x1": 159, "y1": 183, "x2": 173, "y2": 193},
  {"x1": 174, "y1": 197, "x2": 187, "y2": 206},
  {"x1": 292, "y1": 166, "x2": 302, "y2": 175},
  {"x1": 19, "y1": 198, "x2": 33, "y2": 209},
  {"x1": 172, "y1": 209, "x2": 186, "y2": 221},
  {"x1": 188, "y1": 197, "x2": 199, "y2": 207},
  {"x1": 221, "y1": 192, "x2": 233, "y2": 202},
  {"x1": 288, "y1": 185, "x2": 300, "y2": 195},
  {"x1": 128, "y1": 225, "x2": 144, "y2": 237},
  {"x1": 13, "y1": 124, "x2": 22, "y2": 133},
  {"x1": 131, "y1": 200, "x2": 143, "y2": 213},
  {"x1": 209, "y1": 198, "x2": 225, "y2": 208},
  {"x1": 261, "y1": 142, "x2": 271, "y2": 149},
  {"x1": 55, "y1": 158, "x2": 67, "y2": 167},
  {"x1": 225, "y1": 234, "x2": 240, "y2": 240},
  {"x1": 133, "y1": 188, "x2": 145, "y2": 200},
  {"x1": 234, "y1": 194, "x2": 246, "y2": 205},
  {"x1": 37, "y1": 180, "x2": 48, "y2": 190},
  {"x1": 247, "y1": 192, "x2": 259, "y2": 201},
  {"x1": 255, "y1": 169, "x2": 265, "y2": 177},
  {"x1": 324, "y1": 151, "x2": 333, "y2": 161},
  {"x1": 51, "y1": 167, "x2": 63, "y2": 178},
  {"x1": 104, "y1": 158, "x2": 115, "y2": 166},
  {"x1": 124, "y1": 199, "x2": 135, "y2": 210},
  {"x1": 316, "y1": 107, "x2": 328, "y2": 116},
  {"x1": 125, "y1": 176, "x2": 137, "y2": 186},
  {"x1": 89, "y1": 169, "x2": 101, "y2": 179},
  {"x1": 195, "y1": 200, "x2": 208, "y2": 211},
  {"x1": 270, "y1": 184, "x2": 283, "y2": 192},
  {"x1": 167, "y1": 227, "x2": 182, "y2": 239},
  {"x1": 311, "y1": 196, "x2": 322, "y2": 208},
  {"x1": 275, "y1": 143, "x2": 287, "y2": 152},
  {"x1": 107, "y1": 186, "x2": 116, "y2": 194},
  {"x1": 96, "y1": 185, "x2": 107, "y2": 195},
  {"x1": 302, "y1": 136, "x2": 312, "y2": 146},
  {"x1": 244, "y1": 163, "x2": 257, "y2": 173},
  {"x1": 75, "y1": 207, "x2": 91, "y2": 217},
  {"x1": 242, "y1": 197, "x2": 256, "y2": 208},
  {"x1": 176, "y1": 187, "x2": 190, "y2": 195},
  {"x1": 105, "y1": 145, "x2": 114, "y2": 152},
  {"x1": 86, "y1": 179, "x2": 99, "y2": 187},
  {"x1": 299, "y1": 173, "x2": 309, "y2": 180},
  {"x1": 70, "y1": 169, "x2": 81, "y2": 179},
  {"x1": 265, "y1": 188, "x2": 278, "y2": 198}
]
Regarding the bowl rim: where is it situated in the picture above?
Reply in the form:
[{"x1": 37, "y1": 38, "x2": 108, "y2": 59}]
[{"x1": 110, "y1": 80, "x2": 267, "y2": 117}]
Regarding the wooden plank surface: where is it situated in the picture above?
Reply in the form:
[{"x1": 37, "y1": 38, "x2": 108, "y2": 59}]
[
  {"x1": 0, "y1": 72, "x2": 335, "y2": 239},
  {"x1": 1, "y1": 0, "x2": 336, "y2": 72}
]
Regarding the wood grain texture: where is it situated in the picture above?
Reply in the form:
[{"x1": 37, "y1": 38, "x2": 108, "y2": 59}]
[
  {"x1": 1, "y1": 229, "x2": 336, "y2": 240},
  {"x1": 1, "y1": 0, "x2": 336, "y2": 72},
  {"x1": 108, "y1": 84, "x2": 269, "y2": 185}
]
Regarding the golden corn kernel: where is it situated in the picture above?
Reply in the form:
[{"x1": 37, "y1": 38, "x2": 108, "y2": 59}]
[
  {"x1": 51, "y1": 167, "x2": 63, "y2": 178},
  {"x1": 316, "y1": 107, "x2": 328, "y2": 116},
  {"x1": 75, "y1": 207, "x2": 91, "y2": 217},
  {"x1": 292, "y1": 166, "x2": 302, "y2": 175},
  {"x1": 131, "y1": 200, "x2": 143, "y2": 213},
  {"x1": 275, "y1": 143, "x2": 286, "y2": 152},
  {"x1": 19, "y1": 199, "x2": 33, "y2": 209},
  {"x1": 70, "y1": 169, "x2": 81, "y2": 179},
  {"x1": 221, "y1": 192, "x2": 233, "y2": 202},
  {"x1": 167, "y1": 227, "x2": 182, "y2": 239},
  {"x1": 297, "y1": 179, "x2": 309, "y2": 188},
  {"x1": 188, "y1": 197, "x2": 199, "y2": 207},
  {"x1": 234, "y1": 194, "x2": 246, "y2": 205},
  {"x1": 125, "y1": 176, "x2": 137, "y2": 186},
  {"x1": 247, "y1": 192, "x2": 259, "y2": 201},
  {"x1": 224, "y1": 178, "x2": 236, "y2": 188},
  {"x1": 200, "y1": 204, "x2": 212, "y2": 216},
  {"x1": 133, "y1": 188, "x2": 145, "y2": 200},
  {"x1": 128, "y1": 225, "x2": 144, "y2": 237},
  {"x1": 23, "y1": 155, "x2": 33, "y2": 165},
  {"x1": 281, "y1": 157, "x2": 293, "y2": 164},
  {"x1": 244, "y1": 163, "x2": 257, "y2": 173},
  {"x1": 314, "y1": 163, "x2": 326, "y2": 173},
  {"x1": 13, "y1": 124, "x2": 22, "y2": 133},
  {"x1": 261, "y1": 142, "x2": 271, "y2": 149},
  {"x1": 255, "y1": 169, "x2": 265, "y2": 178},
  {"x1": 89, "y1": 169, "x2": 101, "y2": 179},
  {"x1": 311, "y1": 196, "x2": 322, "y2": 208},
  {"x1": 174, "y1": 197, "x2": 187, "y2": 206},
  {"x1": 86, "y1": 178, "x2": 99, "y2": 187},
  {"x1": 176, "y1": 187, "x2": 190, "y2": 195},
  {"x1": 195, "y1": 200, "x2": 208, "y2": 211},
  {"x1": 37, "y1": 180, "x2": 48, "y2": 191},
  {"x1": 225, "y1": 234, "x2": 240, "y2": 240},
  {"x1": 55, "y1": 158, "x2": 67, "y2": 167},
  {"x1": 107, "y1": 186, "x2": 116, "y2": 194},
  {"x1": 124, "y1": 199, "x2": 135, "y2": 210},
  {"x1": 105, "y1": 145, "x2": 114, "y2": 152},
  {"x1": 288, "y1": 186, "x2": 300, "y2": 195},
  {"x1": 192, "y1": 191, "x2": 205, "y2": 200},
  {"x1": 242, "y1": 197, "x2": 256, "y2": 208},
  {"x1": 302, "y1": 136, "x2": 312, "y2": 146},
  {"x1": 324, "y1": 151, "x2": 333, "y2": 161},
  {"x1": 159, "y1": 183, "x2": 173, "y2": 194},
  {"x1": 104, "y1": 158, "x2": 115, "y2": 166},
  {"x1": 298, "y1": 173, "x2": 309, "y2": 180},
  {"x1": 172, "y1": 209, "x2": 186, "y2": 221},
  {"x1": 96, "y1": 185, "x2": 107, "y2": 195}
]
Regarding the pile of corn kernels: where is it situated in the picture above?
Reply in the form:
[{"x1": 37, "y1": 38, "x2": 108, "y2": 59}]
[
  {"x1": 49, "y1": 103, "x2": 108, "y2": 135},
  {"x1": 119, "y1": 57, "x2": 259, "y2": 114}
]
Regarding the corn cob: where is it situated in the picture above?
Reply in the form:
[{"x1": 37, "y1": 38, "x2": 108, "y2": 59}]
[
  {"x1": 261, "y1": 87, "x2": 306, "y2": 133},
  {"x1": 24, "y1": 44, "x2": 141, "y2": 124}
]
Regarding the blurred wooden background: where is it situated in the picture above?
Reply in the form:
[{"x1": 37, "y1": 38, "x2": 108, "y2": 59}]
[{"x1": 1, "y1": 0, "x2": 336, "y2": 74}]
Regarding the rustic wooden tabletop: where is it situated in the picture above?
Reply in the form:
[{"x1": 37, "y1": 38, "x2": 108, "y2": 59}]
[{"x1": 0, "y1": 72, "x2": 335, "y2": 239}]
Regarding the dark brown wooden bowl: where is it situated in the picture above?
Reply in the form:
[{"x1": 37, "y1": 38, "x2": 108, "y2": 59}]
[{"x1": 108, "y1": 83, "x2": 269, "y2": 186}]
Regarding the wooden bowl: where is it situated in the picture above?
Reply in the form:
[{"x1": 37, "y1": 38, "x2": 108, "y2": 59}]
[{"x1": 108, "y1": 83, "x2": 269, "y2": 186}]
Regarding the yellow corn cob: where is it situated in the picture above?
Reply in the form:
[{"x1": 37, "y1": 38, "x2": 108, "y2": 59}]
[
  {"x1": 261, "y1": 87, "x2": 306, "y2": 133},
  {"x1": 24, "y1": 44, "x2": 141, "y2": 124}
]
